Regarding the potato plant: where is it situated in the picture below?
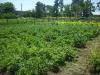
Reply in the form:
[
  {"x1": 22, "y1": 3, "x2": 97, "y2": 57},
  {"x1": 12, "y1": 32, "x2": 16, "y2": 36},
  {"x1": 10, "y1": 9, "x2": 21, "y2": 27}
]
[
  {"x1": 90, "y1": 51, "x2": 100, "y2": 74},
  {"x1": 0, "y1": 21, "x2": 100, "y2": 75}
]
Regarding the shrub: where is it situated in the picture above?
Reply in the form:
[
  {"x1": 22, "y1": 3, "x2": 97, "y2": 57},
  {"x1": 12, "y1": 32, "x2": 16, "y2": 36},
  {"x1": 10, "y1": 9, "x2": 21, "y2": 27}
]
[
  {"x1": 16, "y1": 57, "x2": 49, "y2": 75},
  {"x1": 0, "y1": 13, "x2": 17, "y2": 19},
  {"x1": 44, "y1": 32, "x2": 57, "y2": 42},
  {"x1": 65, "y1": 47, "x2": 77, "y2": 62},
  {"x1": 73, "y1": 34, "x2": 87, "y2": 48},
  {"x1": 90, "y1": 51, "x2": 100, "y2": 74}
]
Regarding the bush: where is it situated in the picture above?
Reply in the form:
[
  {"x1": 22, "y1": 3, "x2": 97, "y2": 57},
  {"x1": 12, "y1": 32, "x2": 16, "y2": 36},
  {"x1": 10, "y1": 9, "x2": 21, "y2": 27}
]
[
  {"x1": 0, "y1": 13, "x2": 17, "y2": 19},
  {"x1": 16, "y1": 57, "x2": 49, "y2": 75},
  {"x1": 44, "y1": 32, "x2": 57, "y2": 42},
  {"x1": 90, "y1": 51, "x2": 100, "y2": 74},
  {"x1": 65, "y1": 47, "x2": 77, "y2": 62},
  {"x1": 73, "y1": 34, "x2": 87, "y2": 48}
]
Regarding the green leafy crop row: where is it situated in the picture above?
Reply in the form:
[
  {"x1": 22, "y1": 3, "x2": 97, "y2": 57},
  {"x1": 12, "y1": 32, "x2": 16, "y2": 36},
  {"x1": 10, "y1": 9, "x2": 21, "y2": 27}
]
[{"x1": 0, "y1": 21, "x2": 100, "y2": 75}]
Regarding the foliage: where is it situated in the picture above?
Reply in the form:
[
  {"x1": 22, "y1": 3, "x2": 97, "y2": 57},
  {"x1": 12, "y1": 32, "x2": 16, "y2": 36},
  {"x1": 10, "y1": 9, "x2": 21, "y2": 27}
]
[
  {"x1": 63, "y1": 5, "x2": 73, "y2": 17},
  {"x1": 0, "y1": 13, "x2": 17, "y2": 19},
  {"x1": 71, "y1": 0, "x2": 93, "y2": 18},
  {"x1": 53, "y1": 0, "x2": 59, "y2": 17},
  {"x1": 35, "y1": 2, "x2": 46, "y2": 18},
  {"x1": 0, "y1": 21, "x2": 100, "y2": 75},
  {"x1": 73, "y1": 34, "x2": 87, "y2": 48},
  {"x1": 82, "y1": 0, "x2": 92, "y2": 17},
  {"x1": 45, "y1": 5, "x2": 54, "y2": 17},
  {"x1": 71, "y1": 4, "x2": 81, "y2": 18},
  {"x1": 90, "y1": 50, "x2": 100, "y2": 74},
  {"x1": 22, "y1": 11, "x2": 33, "y2": 17},
  {"x1": 59, "y1": 0, "x2": 64, "y2": 16},
  {"x1": 0, "y1": 2, "x2": 15, "y2": 13},
  {"x1": 0, "y1": 2, "x2": 16, "y2": 19},
  {"x1": 53, "y1": 0, "x2": 64, "y2": 17}
]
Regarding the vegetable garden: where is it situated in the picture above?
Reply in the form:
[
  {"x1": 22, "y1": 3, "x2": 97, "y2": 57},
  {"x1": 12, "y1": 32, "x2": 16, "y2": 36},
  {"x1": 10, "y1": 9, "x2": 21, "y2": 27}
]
[{"x1": 0, "y1": 20, "x2": 100, "y2": 75}]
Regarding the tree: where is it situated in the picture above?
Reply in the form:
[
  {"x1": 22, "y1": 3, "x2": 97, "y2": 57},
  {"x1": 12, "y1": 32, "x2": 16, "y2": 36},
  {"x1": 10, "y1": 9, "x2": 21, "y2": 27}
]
[
  {"x1": 72, "y1": 0, "x2": 93, "y2": 18},
  {"x1": 59, "y1": 0, "x2": 64, "y2": 16},
  {"x1": 0, "y1": 2, "x2": 16, "y2": 19},
  {"x1": 71, "y1": 4, "x2": 81, "y2": 18},
  {"x1": 2, "y1": 13, "x2": 17, "y2": 19},
  {"x1": 64, "y1": 5, "x2": 73, "y2": 17},
  {"x1": 81, "y1": 0, "x2": 92, "y2": 17},
  {"x1": 43, "y1": 4, "x2": 46, "y2": 17},
  {"x1": 35, "y1": 2, "x2": 46, "y2": 18},
  {"x1": 53, "y1": 0, "x2": 59, "y2": 17},
  {"x1": 72, "y1": 0, "x2": 83, "y2": 4},
  {"x1": 71, "y1": 0, "x2": 83, "y2": 18},
  {"x1": 45, "y1": 5, "x2": 53, "y2": 17},
  {"x1": 2, "y1": 2, "x2": 15, "y2": 13},
  {"x1": 23, "y1": 10, "x2": 33, "y2": 17},
  {"x1": 0, "y1": 3, "x2": 4, "y2": 13},
  {"x1": 59, "y1": 0, "x2": 63, "y2": 11},
  {"x1": 32, "y1": 9, "x2": 36, "y2": 17}
]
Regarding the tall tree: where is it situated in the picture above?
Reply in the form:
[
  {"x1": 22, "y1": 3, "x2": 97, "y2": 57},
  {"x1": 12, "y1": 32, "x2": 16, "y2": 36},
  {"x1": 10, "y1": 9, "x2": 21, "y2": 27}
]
[
  {"x1": 71, "y1": 4, "x2": 81, "y2": 18},
  {"x1": 0, "y1": 3, "x2": 4, "y2": 13},
  {"x1": 3, "y1": 2, "x2": 15, "y2": 13},
  {"x1": 35, "y1": 2, "x2": 45, "y2": 18},
  {"x1": 46, "y1": 5, "x2": 53, "y2": 16},
  {"x1": 72, "y1": 0, "x2": 83, "y2": 4},
  {"x1": 64, "y1": 5, "x2": 73, "y2": 17},
  {"x1": 72, "y1": 0, "x2": 83, "y2": 18},
  {"x1": 82, "y1": 0, "x2": 92, "y2": 17},
  {"x1": 0, "y1": 2, "x2": 16, "y2": 19},
  {"x1": 53, "y1": 0, "x2": 59, "y2": 17},
  {"x1": 59, "y1": 0, "x2": 64, "y2": 16},
  {"x1": 72, "y1": 0, "x2": 92, "y2": 18}
]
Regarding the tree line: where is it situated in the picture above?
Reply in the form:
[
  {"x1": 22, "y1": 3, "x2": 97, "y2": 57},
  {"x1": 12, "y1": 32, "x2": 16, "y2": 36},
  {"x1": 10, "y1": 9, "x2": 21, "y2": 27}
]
[{"x1": 0, "y1": 0, "x2": 99, "y2": 19}]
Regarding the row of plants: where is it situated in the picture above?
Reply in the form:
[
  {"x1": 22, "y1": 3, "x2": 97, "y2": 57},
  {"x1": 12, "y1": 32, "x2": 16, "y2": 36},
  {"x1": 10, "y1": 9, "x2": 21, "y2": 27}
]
[
  {"x1": 0, "y1": 21, "x2": 100, "y2": 75},
  {"x1": 0, "y1": 18, "x2": 51, "y2": 25}
]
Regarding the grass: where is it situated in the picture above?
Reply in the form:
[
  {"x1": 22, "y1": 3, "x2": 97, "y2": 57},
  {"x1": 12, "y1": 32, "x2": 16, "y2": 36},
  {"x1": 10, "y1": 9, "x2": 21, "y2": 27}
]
[{"x1": 0, "y1": 20, "x2": 100, "y2": 75}]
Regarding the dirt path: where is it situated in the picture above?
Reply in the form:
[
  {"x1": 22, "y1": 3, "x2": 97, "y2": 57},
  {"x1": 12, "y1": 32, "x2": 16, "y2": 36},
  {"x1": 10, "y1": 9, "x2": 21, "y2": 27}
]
[{"x1": 48, "y1": 36, "x2": 100, "y2": 75}]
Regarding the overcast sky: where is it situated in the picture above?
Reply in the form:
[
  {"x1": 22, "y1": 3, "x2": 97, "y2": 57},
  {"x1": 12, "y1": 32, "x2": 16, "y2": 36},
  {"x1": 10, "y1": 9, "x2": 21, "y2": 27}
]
[{"x1": 0, "y1": 0, "x2": 100, "y2": 11}]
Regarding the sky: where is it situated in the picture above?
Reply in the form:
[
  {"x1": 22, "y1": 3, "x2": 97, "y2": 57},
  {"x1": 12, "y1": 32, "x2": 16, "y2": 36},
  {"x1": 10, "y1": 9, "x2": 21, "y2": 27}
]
[{"x1": 0, "y1": 0, "x2": 100, "y2": 15}]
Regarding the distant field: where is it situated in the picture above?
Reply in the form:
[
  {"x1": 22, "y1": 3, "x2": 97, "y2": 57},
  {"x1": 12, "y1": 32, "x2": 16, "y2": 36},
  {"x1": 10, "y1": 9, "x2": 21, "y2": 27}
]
[{"x1": 0, "y1": 20, "x2": 100, "y2": 75}]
